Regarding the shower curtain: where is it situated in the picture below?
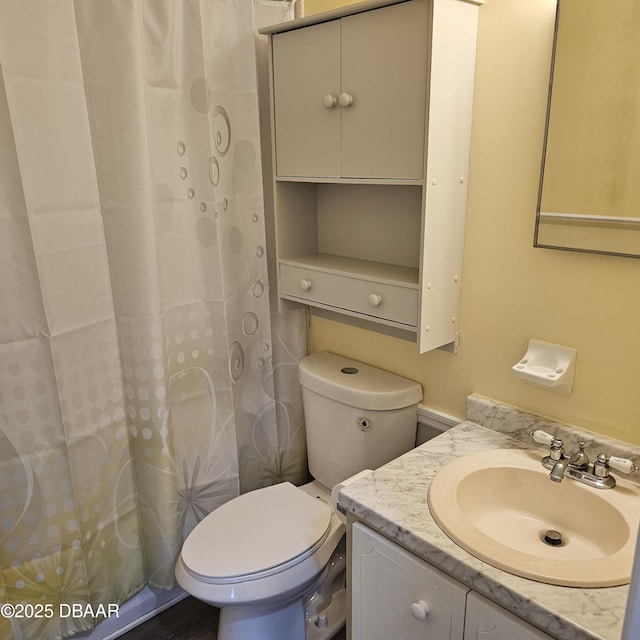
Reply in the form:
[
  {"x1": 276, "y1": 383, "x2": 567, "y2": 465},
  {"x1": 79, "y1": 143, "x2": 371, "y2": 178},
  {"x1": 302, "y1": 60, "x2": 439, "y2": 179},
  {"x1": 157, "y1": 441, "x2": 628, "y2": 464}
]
[{"x1": 0, "y1": 1, "x2": 307, "y2": 638}]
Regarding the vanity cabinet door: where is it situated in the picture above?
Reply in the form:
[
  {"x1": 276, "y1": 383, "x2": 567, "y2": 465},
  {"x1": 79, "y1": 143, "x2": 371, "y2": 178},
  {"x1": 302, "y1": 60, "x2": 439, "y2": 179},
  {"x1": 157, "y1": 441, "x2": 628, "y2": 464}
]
[
  {"x1": 351, "y1": 523, "x2": 468, "y2": 640},
  {"x1": 464, "y1": 592, "x2": 555, "y2": 640}
]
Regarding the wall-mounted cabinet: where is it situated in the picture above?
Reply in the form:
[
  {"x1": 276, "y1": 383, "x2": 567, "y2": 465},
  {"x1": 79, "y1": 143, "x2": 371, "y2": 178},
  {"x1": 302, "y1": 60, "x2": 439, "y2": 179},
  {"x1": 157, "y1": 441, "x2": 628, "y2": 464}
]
[
  {"x1": 272, "y1": 1, "x2": 427, "y2": 180},
  {"x1": 260, "y1": 0, "x2": 482, "y2": 353}
]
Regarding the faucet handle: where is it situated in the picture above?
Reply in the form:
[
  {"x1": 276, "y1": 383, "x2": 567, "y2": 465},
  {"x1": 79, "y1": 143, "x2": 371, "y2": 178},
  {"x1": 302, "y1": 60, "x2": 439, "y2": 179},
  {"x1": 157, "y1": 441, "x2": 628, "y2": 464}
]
[
  {"x1": 608, "y1": 456, "x2": 639, "y2": 475},
  {"x1": 549, "y1": 437, "x2": 564, "y2": 461},
  {"x1": 593, "y1": 453, "x2": 610, "y2": 478},
  {"x1": 530, "y1": 430, "x2": 555, "y2": 446},
  {"x1": 594, "y1": 454, "x2": 638, "y2": 478}
]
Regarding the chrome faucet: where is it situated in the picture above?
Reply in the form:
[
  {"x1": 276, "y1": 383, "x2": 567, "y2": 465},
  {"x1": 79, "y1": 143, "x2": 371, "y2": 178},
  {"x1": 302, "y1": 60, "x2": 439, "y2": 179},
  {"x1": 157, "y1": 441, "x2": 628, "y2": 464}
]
[
  {"x1": 548, "y1": 440, "x2": 588, "y2": 483},
  {"x1": 546, "y1": 437, "x2": 568, "y2": 483},
  {"x1": 530, "y1": 430, "x2": 638, "y2": 490},
  {"x1": 549, "y1": 458, "x2": 568, "y2": 483}
]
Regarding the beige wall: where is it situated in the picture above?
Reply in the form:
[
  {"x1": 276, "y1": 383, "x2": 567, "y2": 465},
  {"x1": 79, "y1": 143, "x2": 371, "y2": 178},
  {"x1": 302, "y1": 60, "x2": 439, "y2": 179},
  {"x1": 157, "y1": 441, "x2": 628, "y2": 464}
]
[
  {"x1": 306, "y1": 0, "x2": 640, "y2": 446},
  {"x1": 304, "y1": 0, "x2": 362, "y2": 15}
]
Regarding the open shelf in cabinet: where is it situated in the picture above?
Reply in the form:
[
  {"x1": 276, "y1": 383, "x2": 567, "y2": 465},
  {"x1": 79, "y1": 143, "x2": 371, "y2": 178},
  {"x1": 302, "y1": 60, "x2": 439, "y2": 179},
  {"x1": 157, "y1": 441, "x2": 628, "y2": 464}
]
[
  {"x1": 274, "y1": 181, "x2": 423, "y2": 329},
  {"x1": 275, "y1": 181, "x2": 423, "y2": 271}
]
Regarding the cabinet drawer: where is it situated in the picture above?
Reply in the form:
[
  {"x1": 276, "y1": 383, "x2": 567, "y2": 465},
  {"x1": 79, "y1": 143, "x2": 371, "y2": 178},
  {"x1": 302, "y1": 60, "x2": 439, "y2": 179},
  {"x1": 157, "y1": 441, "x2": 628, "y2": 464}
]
[{"x1": 280, "y1": 263, "x2": 418, "y2": 328}]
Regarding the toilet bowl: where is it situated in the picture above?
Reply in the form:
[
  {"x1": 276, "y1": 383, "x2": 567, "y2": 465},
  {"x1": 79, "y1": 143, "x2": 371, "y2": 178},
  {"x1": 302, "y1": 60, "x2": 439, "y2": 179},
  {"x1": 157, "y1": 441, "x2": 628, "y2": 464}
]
[
  {"x1": 175, "y1": 352, "x2": 422, "y2": 640},
  {"x1": 175, "y1": 481, "x2": 345, "y2": 640}
]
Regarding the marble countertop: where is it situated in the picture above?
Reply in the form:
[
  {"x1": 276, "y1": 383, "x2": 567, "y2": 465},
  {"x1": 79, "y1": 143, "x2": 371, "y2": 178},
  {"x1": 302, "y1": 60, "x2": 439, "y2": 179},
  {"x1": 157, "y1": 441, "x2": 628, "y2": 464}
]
[{"x1": 338, "y1": 419, "x2": 633, "y2": 640}]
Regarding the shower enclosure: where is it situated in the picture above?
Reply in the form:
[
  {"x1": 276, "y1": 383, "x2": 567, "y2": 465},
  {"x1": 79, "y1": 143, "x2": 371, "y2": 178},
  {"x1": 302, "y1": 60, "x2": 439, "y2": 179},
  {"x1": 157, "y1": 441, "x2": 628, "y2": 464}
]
[{"x1": 0, "y1": 1, "x2": 305, "y2": 638}]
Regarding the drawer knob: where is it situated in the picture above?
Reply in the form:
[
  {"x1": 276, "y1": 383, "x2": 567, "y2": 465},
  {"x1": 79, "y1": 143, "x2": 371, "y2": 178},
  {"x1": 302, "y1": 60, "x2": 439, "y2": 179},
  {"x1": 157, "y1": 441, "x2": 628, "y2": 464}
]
[
  {"x1": 322, "y1": 94, "x2": 337, "y2": 109},
  {"x1": 368, "y1": 293, "x2": 383, "y2": 307},
  {"x1": 338, "y1": 92, "x2": 353, "y2": 107},
  {"x1": 410, "y1": 600, "x2": 429, "y2": 621},
  {"x1": 299, "y1": 279, "x2": 312, "y2": 291}
]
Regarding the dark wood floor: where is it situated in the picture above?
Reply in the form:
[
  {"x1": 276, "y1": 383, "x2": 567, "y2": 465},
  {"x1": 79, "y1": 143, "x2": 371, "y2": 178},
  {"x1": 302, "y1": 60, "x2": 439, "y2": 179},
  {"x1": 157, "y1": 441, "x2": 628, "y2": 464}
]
[
  {"x1": 119, "y1": 596, "x2": 346, "y2": 640},
  {"x1": 119, "y1": 597, "x2": 217, "y2": 640}
]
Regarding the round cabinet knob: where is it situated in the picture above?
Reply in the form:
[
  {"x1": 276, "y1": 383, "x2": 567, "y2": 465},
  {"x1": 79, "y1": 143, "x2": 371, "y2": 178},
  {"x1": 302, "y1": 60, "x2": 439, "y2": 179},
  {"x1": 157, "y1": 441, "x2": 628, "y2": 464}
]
[
  {"x1": 368, "y1": 294, "x2": 383, "y2": 307},
  {"x1": 322, "y1": 94, "x2": 337, "y2": 109},
  {"x1": 410, "y1": 600, "x2": 429, "y2": 621},
  {"x1": 299, "y1": 279, "x2": 312, "y2": 291},
  {"x1": 338, "y1": 92, "x2": 353, "y2": 107}
]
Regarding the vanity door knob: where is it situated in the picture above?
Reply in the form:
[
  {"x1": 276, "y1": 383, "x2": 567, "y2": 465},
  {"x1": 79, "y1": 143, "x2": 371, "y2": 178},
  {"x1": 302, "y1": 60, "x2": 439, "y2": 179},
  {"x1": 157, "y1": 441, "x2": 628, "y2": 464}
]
[
  {"x1": 368, "y1": 293, "x2": 383, "y2": 307},
  {"x1": 299, "y1": 279, "x2": 312, "y2": 291},
  {"x1": 410, "y1": 600, "x2": 429, "y2": 621},
  {"x1": 338, "y1": 92, "x2": 353, "y2": 107},
  {"x1": 323, "y1": 94, "x2": 337, "y2": 109}
]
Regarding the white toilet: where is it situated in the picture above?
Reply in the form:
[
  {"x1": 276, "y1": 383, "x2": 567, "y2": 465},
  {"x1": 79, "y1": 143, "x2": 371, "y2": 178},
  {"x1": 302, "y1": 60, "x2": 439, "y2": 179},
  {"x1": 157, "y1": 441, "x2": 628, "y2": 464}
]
[{"x1": 175, "y1": 352, "x2": 422, "y2": 640}]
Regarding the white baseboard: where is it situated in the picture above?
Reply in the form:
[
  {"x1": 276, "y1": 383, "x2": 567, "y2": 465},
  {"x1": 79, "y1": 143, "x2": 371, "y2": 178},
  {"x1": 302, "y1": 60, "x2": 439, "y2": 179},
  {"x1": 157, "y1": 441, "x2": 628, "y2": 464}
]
[{"x1": 416, "y1": 403, "x2": 460, "y2": 445}]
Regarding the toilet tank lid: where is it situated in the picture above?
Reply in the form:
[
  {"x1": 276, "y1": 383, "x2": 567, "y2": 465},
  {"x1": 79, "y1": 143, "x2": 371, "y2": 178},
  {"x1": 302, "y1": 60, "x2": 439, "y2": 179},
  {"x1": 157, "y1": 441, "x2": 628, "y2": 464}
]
[{"x1": 298, "y1": 352, "x2": 422, "y2": 410}]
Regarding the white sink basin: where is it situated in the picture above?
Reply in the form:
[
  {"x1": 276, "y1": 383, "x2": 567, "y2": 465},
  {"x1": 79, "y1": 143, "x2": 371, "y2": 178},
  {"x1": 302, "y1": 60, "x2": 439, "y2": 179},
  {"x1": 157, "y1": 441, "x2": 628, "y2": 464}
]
[{"x1": 427, "y1": 448, "x2": 640, "y2": 587}]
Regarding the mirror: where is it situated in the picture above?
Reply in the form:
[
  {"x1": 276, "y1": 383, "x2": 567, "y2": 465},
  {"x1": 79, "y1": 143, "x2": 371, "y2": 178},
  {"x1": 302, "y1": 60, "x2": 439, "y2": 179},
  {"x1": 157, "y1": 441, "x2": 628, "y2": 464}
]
[{"x1": 534, "y1": 0, "x2": 640, "y2": 258}]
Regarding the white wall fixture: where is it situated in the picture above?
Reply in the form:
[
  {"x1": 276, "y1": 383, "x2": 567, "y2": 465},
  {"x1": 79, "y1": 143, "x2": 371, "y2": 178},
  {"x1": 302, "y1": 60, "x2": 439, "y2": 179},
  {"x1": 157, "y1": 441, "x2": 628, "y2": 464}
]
[
  {"x1": 512, "y1": 339, "x2": 577, "y2": 395},
  {"x1": 259, "y1": 0, "x2": 483, "y2": 353}
]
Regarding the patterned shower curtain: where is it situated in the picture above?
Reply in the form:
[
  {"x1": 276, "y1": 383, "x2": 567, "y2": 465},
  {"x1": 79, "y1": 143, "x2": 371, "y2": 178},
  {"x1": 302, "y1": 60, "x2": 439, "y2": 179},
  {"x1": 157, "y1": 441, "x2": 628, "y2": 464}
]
[{"x1": 0, "y1": 1, "x2": 307, "y2": 638}]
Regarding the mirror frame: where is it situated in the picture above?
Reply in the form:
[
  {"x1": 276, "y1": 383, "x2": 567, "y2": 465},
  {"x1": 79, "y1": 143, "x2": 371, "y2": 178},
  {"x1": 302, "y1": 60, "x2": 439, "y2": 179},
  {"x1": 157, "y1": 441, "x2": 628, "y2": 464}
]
[{"x1": 534, "y1": 0, "x2": 640, "y2": 259}]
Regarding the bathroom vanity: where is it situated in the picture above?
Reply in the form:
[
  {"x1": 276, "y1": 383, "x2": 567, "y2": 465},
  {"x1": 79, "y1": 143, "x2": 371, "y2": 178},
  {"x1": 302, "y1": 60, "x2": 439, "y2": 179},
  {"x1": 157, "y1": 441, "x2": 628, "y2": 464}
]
[
  {"x1": 339, "y1": 395, "x2": 640, "y2": 640},
  {"x1": 259, "y1": 0, "x2": 482, "y2": 353},
  {"x1": 352, "y1": 522, "x2": 553, "y2": 639}
]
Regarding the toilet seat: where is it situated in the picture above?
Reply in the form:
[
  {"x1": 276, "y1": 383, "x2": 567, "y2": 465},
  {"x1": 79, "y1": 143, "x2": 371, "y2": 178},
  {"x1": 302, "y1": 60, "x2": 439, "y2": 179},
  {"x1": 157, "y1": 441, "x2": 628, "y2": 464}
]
[{"x1": 181, "y1": 482, "x2": 332, "y2": 584}]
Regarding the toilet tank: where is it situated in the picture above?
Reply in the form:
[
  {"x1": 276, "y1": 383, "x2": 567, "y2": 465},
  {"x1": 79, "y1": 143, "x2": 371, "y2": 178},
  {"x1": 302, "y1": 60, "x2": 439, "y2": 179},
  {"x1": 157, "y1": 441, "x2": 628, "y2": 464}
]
[{"x1": 298, "y1": 352, "x2": 422, "y2": 490}]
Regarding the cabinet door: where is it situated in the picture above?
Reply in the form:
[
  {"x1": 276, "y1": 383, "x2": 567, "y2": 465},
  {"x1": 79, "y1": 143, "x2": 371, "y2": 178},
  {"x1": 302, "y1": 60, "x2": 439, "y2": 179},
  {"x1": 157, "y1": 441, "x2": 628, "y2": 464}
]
[
  {"x1": 352, "y1": 523, "x2": 468, "y2": 640},
  {"x1": 272, "y1": 20, "x2": 341, "y2": 178},
  {"x1": 341, "y1": 1, "x2": 428, "y2": 179},
  {"x1": 464, "y1": 593, "x2": 555, "y2": 640}
]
